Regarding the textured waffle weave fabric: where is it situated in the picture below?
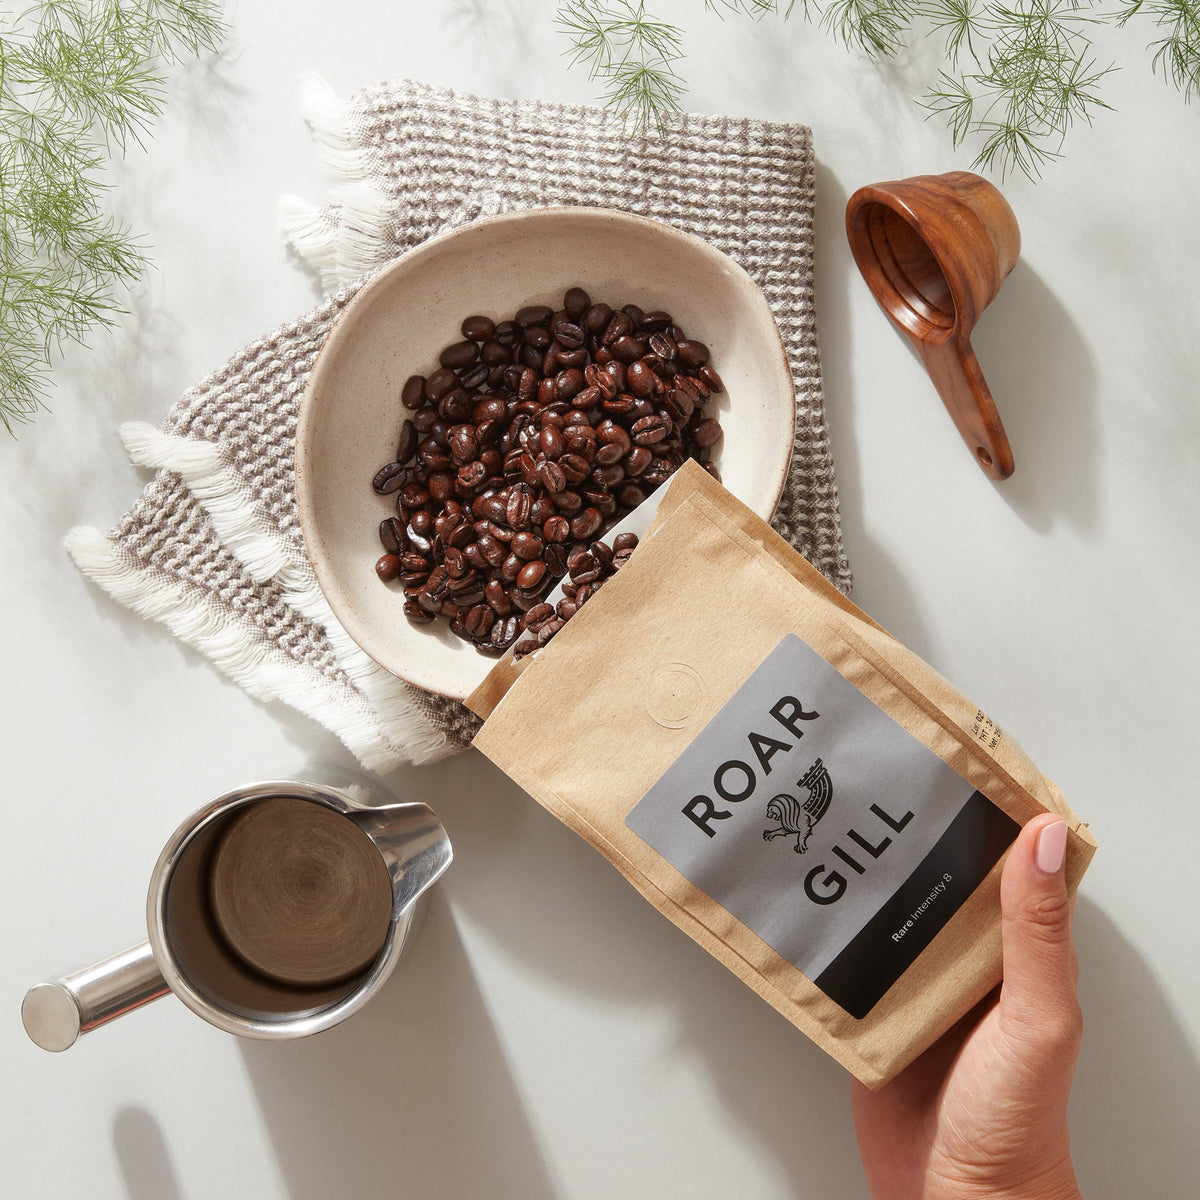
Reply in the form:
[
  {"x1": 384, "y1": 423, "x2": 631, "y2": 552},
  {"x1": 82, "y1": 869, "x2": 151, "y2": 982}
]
[{"x1": 67, "y1": 77, "x2": 850, "y2": 771}]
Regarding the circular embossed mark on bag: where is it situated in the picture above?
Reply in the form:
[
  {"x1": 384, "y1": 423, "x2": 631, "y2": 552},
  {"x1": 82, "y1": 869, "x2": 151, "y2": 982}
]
[{"x1": 645, "y1": 663, "x2": 706, "y2": 729}]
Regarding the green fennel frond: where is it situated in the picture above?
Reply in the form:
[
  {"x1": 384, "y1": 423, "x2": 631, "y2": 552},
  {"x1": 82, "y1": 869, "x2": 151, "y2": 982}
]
[
  {"x1": 559, "y1": 0, "x2": 1195, "y2": 179},
  {"x1": 557, "y1": 1, "x2": 687, "y2": 128},
  {"x1": 1119, "y1": 0, "x2": 1200, "y2": 99},
  {"x1": 0, "y1": 0, "x2": 225, "y2": 434}
]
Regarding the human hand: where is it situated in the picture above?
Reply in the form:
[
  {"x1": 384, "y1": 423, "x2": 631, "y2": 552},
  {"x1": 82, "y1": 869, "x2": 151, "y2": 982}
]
[{"x1": 852, "y1": 812, "x2": 1083, "y2": 1200}]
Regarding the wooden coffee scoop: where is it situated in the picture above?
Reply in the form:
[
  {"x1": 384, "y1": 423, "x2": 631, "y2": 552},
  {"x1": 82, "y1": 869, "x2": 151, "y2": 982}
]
[{"x1": 845, "y1": 171, "x2": 1020, "y2": 480}]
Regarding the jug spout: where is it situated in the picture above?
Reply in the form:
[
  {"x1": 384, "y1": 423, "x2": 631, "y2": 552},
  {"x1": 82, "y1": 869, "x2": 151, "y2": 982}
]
[{"x1": 348, "y1": 803, "x2": 453, "y2": 918}]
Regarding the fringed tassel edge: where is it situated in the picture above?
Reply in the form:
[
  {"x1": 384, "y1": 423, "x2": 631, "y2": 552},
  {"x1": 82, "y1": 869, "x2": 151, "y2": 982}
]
[
  {"x1": 63, "y1": 526, "x2": 409, "y2": 773},
  {"x1": 287, "y1": 73, "x2": 396, "y2": 289},
  {"x1": 118, "y1": 423, "x2": 453, "y2": 766}
]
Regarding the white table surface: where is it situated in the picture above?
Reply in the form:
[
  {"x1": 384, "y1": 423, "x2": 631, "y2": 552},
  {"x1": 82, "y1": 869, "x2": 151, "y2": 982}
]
[{"x1": 3, "y1": 3, "x2": 1198, "y2": 1198}]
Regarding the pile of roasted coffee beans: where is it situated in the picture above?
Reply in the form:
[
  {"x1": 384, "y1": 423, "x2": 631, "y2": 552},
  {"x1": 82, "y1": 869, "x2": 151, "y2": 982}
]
[
  {"x1": 511, "y1": 533, "x2": 638, "y2": 659},
  {"x1": 371, "y1": 287, "x2": 723, "y2": 656}
]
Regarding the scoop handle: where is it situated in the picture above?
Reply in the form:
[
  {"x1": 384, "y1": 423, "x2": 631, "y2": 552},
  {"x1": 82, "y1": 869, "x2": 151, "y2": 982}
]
[
  {"x1": 22, "y1": 942, "x2": 170, "y2": 1052},
  {"x1": 918, "y1": 336, "x2": 1015, "y2": 480}
]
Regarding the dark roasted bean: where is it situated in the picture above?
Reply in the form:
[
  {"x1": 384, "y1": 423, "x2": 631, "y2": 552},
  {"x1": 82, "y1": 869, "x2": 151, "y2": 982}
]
[
  {"x1": 462, "y1": 314, "x2": 496, "y2": 342},
  {"x1": 538, "y1": 459, "x2": 567, "y2": 494},
  {"x1": 511, "y1": 531, "x2": 543, "y2": 561},
  {"x1": 555, "y1": 321, "x2": 585, "y2": 349},
  {"x1": 373, "y1": 462, "x2": 407, "y2": 495},
  {"x1": 375, "y1": 554, "x2": 400, "y2": 582},
  {"x1": 402, "y1": 375, "x2": 426, "y2": 410},
  {"x1": 379, "y1": 517, "x2": 405, "y2": 554},
  {"x1": 592, "y1": 463, "x2": 625, "y2": 488},
  {"x1": 648, "y1": 332, "x2": 677, "y2": 360},
  {"x1": 692, "y1": 417, "x2": 723, "y2": 448},
  {"x1": 564, "y1": 287, "x2": 591, "y2": 318},
  {"x1": 630, "y1": 415, "x2": 671, "y2": 446},
  {"x1": 611, "y1": 335, "x2": 643, "y2": 364},
  {"x1": 601, "y1": 311, "x2": 633, "y2": 346},
  {"x1": 583, "y1": 302, "x2": 612, "y2": 333},
  {"x1": 543, "y1": 515, "x2": 570, "y2": 543},
  {"x1": 506, "y1": 485, "x2": 533, "y2": 529},
  {"x1": 493, "y1": 319, "x2": 520, "y2": 346},
  {"x1": 675, "y1": 338, "x2": 710, "y2": 368},
  {"x1": 517, "y1": 560, "x2": 547, "y2": 590},
  {"x1": 440, "y1": 340, "x2": 479, "y2": 369},
  {"x1": 570, "y1": 507, "x2": 603, "y2": 541},
  {"x1": 516, "y1": 304, "x2": 553, "y2": 328},
  {"x1": 403, "y1": 600, "x2": 435, "y2": 624},
  {"x1": 625, "y1": 360, "x2": 655, "y2": 397},
  {"x1": 698, "y1": 364, "x2": 724, "y2": 393},
  {"x1": 555, "y1": 368, "x2": 585, "y2": 402},
  {"x1": 425, "y1": 367, "x2": 459, "y2": 401},
  {"x1": 523, "y1": 602, "x2": 555, "y2": 629},
  {"x1": 664, "y1": 388, "x2": 695, "y2": 425},
  {"x1": 594, "y1": 441, "x2": 624, "y2": 467},
  {"x1": 464, "y1": 604, "x2": 495, "y2": 638}
]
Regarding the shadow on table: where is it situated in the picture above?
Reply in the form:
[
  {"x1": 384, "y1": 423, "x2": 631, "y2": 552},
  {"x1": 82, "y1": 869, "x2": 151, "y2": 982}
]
[
  {"x1": 376, "y1": 754, "x2": 867, "y2": 1196},
  {"x1": 810, "y1": 160, "x2": 937, "y2": 658},
  {"x1": 977, "y1": 262, "x2": 1100, "y2": 536},
  {"x1": 1071, "y1": 898, "x2": 1200, "y2": 1200},
  {"x1": 238, "y1": 887, "x2": 558, "y2": 1200},
  {"x1": 113, "y1": 1106, "x2": 186, "y2": 1200}
]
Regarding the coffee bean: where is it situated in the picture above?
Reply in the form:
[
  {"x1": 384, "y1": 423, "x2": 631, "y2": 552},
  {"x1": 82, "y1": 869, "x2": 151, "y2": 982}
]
[
  {"x1": 538, "y1": 459, "x2": 567, "y2": 494},
  {"x1": 611, "y1": 335, "x2": 643, "y2": 364},
  {"x1": 462, "y1": 314, "x2": 496, "y2": 342},
  {"x1": 601, "y1": 311, "x2": 633, "y2": 346},
  {"x1": 375, "y1": 554, "x2": 400, "y2": 582},
  {"x1": 676, "y1": 338, "x2": 710, "y2": 368},
  {"x1": 402, "y1": 375, "x2": 426, "y2": 410},
  {"x1": 692, "y1": 417, "x2": 723, "y2": 448},
  {"x1": 626, "y1": 360, "x2": 656, "y2": 397},
  {"x1": 493, "y1": 320, "x2": 520, "y2": 346},
  {"x1": 516, "y1": 305, "x2": 553, "y2": 328},
  {"x1": 570, "y1": 507, "x2": 603, "y2": 540},
  {"x1": 511, "y1": 531, "x2": 543, "y2": 561},
  {"x1": 516, "y1": 560, "x2": 546, "y2": 590},
  {"x1": 424, "y1": 367, "x2": 458, "y2": 401},
  {"x1": 631, "y1": 415, "x2": 671, "y2": 446},
  {"x1": 664, "y1": 388, "x2": 695, "y2": 425},
  {"x1": 564, "y1": 287, "x2": 591, "y2": 318},
  {"x1": 555, "y1": 368, "x2": 585, "y2": 402},
  {"x1": 464, "y1": 604, "x2": 495, "y2": 637},
  {"x1": 506, "y1": 485, "x2": 533, "y2": 529},
  {"x1": 440, "y1": 340, "x2": 479, "y2": 369},
  {"x1": 379, "y1": 517, "x2": 406, "y2": 554},
  {"x1": 373, "y1": 462, "x2": 407, "y2": 495}
]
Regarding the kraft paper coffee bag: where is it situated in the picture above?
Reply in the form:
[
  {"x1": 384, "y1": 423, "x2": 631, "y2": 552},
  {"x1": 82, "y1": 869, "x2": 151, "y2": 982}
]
[{"x1": 468, "y1": 461, "x2": 1096, "y2": 1088}]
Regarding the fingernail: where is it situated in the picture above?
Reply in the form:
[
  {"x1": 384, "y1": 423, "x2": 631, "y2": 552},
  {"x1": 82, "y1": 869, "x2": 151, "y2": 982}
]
[{"x1": 1035, "y1": 820, "x2": 1069, "y2": 876}]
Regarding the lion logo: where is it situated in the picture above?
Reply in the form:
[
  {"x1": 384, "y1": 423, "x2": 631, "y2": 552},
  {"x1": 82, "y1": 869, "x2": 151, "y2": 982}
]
[{"x1": 763, "y1": 759, "x2": 832, "y2": 854}]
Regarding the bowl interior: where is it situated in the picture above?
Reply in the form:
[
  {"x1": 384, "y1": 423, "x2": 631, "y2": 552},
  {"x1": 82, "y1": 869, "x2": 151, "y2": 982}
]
[{"x1": 297, "y1": 207, "x2": 795, "y2": 700}]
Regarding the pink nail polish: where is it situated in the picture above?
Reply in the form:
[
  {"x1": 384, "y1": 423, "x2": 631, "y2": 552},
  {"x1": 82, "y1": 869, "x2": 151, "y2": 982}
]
[{"x1": 1035, "y1": 820, "x2": 1069, "y2": 876}]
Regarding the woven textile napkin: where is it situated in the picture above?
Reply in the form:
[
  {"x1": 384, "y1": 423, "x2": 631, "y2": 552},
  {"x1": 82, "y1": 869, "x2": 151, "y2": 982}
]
[{"x1": 66, "y1": 77, "x2": 851, "y2": 772}]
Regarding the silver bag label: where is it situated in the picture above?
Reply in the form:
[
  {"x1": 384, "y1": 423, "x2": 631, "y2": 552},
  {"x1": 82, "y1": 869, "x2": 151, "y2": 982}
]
[{"x1": 625, "y1": 634, "x2": 1018, "y2": 1018}]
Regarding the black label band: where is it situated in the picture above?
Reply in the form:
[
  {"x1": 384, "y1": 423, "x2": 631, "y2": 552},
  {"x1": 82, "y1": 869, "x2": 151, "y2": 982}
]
[{"x1": 813, "y1": 790, "x2": 1019, "y2": 1019}]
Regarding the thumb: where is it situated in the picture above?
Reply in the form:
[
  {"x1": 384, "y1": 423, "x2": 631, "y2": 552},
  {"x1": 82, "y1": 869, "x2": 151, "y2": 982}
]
[{"x1": 998, "y1": 813, "x2": 1080, "y2": 1036}]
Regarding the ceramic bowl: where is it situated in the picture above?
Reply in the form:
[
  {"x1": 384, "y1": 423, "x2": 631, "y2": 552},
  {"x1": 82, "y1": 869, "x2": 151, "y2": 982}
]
[{"x1": 296, "y1": 207, "x2": 795, "y2": 700}]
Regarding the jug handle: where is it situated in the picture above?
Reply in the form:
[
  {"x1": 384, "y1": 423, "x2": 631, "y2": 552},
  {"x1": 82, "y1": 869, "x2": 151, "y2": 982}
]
[{"x1": 22, "y1": 942, "x2": 170, "y2": 1052}]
